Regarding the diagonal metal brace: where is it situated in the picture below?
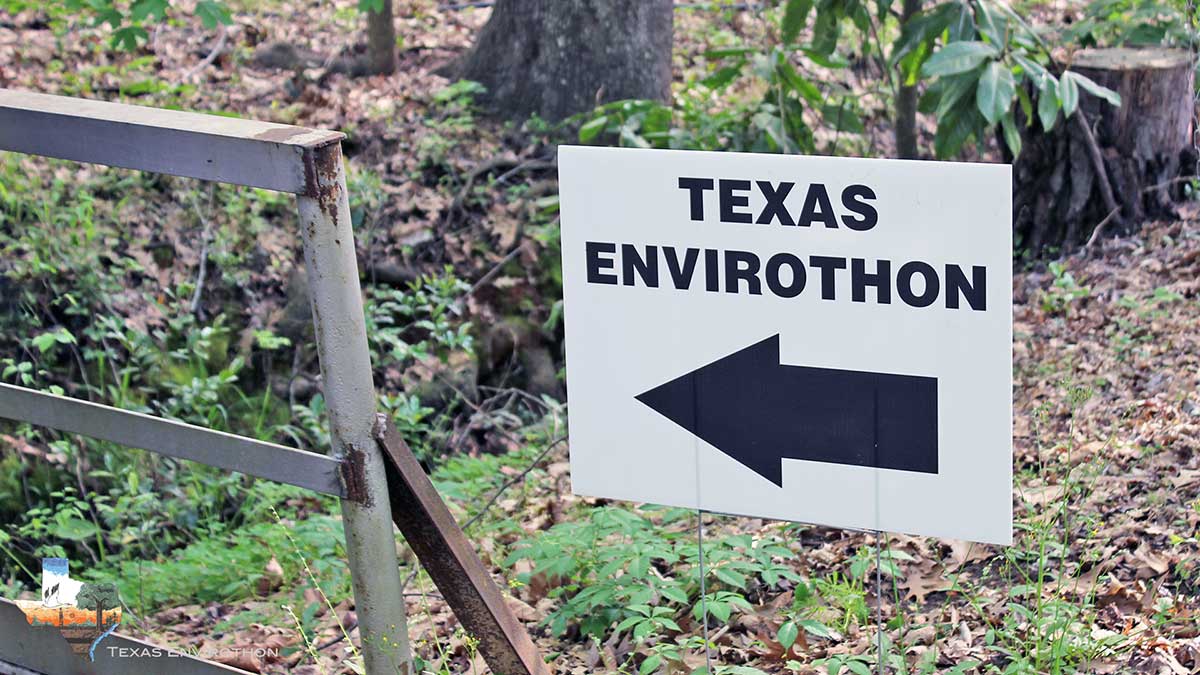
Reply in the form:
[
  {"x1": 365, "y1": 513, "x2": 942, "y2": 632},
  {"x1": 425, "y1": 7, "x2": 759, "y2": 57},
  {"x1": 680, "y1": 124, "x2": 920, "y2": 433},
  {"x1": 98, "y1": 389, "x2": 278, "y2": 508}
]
[{"x1": 372, "y1": 414, "x2": 549, "y2": 675}]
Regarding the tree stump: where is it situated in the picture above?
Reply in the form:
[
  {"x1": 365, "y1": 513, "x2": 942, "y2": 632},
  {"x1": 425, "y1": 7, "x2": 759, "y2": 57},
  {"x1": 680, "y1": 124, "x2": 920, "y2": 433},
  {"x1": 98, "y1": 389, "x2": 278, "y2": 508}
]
[
  {"x1": 1013, "y1": 48, "x2": 1196, "y2": 256},
  {"x1": 447, "y1": 0, "x2": 674, "y2": 122}
]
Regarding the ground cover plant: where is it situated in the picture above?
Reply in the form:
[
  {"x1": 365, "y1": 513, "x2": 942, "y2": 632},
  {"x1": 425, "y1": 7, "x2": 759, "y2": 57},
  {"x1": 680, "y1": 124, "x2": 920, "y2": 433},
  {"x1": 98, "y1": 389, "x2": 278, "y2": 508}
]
[{"x1": 0, "y1": 1, "x2": 1198, "y2": 674}]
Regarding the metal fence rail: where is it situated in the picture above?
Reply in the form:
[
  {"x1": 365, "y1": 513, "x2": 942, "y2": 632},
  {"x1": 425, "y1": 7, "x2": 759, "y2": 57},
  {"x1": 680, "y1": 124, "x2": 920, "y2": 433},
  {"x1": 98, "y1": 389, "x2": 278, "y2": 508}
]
[
  {"x1": 0, "y1": 88, "x2": 409, "y2": 675},
  {"x1": 0, "y1": 384, "x2": 346, "y2": 498},
  {"x1": 0, "y1": 88, "x2": 547, "y2": 675}
]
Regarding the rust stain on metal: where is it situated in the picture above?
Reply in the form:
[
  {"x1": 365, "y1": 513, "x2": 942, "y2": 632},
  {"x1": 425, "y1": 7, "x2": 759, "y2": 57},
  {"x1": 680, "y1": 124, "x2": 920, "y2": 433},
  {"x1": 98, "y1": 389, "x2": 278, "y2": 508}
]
[
  {"x1": 373, "y1": 414, "x2": 549, "y2": 675},
  {"x1": 253, "y1": 126, "x2": 311, "y2": 143},
  {"x1": 301, "y1": 143, "x2": 343, "y2": 228},
  {"x1": 339, "y1": 441, "x2": 372, "y2": 506}
]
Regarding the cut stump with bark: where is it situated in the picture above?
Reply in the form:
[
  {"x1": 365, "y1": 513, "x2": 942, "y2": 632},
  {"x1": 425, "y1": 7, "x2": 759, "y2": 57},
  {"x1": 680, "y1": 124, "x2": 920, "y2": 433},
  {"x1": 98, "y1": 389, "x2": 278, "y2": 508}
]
[{"x1": 1013, "y1": 47, "x2": 1196, "y2": 256}]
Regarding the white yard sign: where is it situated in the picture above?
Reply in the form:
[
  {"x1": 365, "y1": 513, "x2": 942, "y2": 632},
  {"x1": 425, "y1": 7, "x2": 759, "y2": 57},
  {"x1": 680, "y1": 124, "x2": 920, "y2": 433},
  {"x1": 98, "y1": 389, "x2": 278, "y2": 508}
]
[{"x1": 558, "y1": 146, "x2": 1012, "y2": 545}]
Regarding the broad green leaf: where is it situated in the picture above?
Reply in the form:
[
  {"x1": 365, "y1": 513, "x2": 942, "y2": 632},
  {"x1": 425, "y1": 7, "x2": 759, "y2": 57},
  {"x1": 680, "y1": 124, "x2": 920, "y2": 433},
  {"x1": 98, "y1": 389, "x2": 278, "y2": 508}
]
[
  {"x1": 921, "y1": 41, "x2": 998, "y2": 77},
  {"x1": 934, "y1": 99, "x2": 978, "y2": 158},
  {"x1": 639, "y1": 654, "x2": 662, "y2": 675},
  {"x1": 130, "y1": 0, "x2": 168, "y2": 21},
  {"x1": 55, "y1": 518, "x2": 98, "y2": 542},
  {"x1": 847, "y1": 661, "x2": 872, "y2": 675},
  {"x1": 1058, "y1": 72, "x2": 1079, "y2": 118},
  {"x1": 1062, "y1": 71, "x2": 1122, "y2": 107},
  {"x1": 975, "y1": 61, "x2": 1015, "y2": 125},
  {"x1": 1037, "y1": 78, "x2": 1059, "y2": 130},
  {"x1": 195, "y1": 1, "x2": 232, "y2": 29},
  {"x1": 782, "y1": 0, "x2": 814, "y2": 44},
  {"x1": 660, "y1": 585, "x2": 689, "y2": 604},
  {"x1": 890, "y1": 2, "x2": 958, "y2": 66},
  {"x1": 810, "y1": 6, "x2": 841, "y2": 56},
  {"x1": 1012, "y1": 53, "x2": 1050, "y2": 88},
  {"x1": 111, "y1": 25, "x2": 149, "y2": 50},
  {"x1": 934, "y1": 73, "x2": 977, "y2": 119},
  {"x1": 777, "y1": 620, "x2": 799, "y2": 649}
]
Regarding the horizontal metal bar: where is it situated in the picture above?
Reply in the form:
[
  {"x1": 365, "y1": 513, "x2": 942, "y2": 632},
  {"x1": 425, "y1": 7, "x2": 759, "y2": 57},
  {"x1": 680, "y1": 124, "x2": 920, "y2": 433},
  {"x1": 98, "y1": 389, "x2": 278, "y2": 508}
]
[
  {"x1": 0, "y1": 383, "x2": 346, "y2": 498},
  {"x1": 0, "y1": 598, "x2": 251, "y2": 675},
  {"x1": 0, "y1": 89, "x2": 344, "y2": 194}
]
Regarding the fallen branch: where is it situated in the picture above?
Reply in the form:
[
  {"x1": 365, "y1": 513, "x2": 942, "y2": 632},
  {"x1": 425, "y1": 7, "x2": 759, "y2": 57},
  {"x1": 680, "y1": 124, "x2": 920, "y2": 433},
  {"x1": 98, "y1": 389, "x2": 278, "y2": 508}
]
[
  {"x1": 178, "y1": 28, "x2": 228, "y2": 83},
  {"x1": 1085, "y1": 176, "x2": 1197, "y2": 251},
  {"x1": 460, "y1": 435, "x2": 567, "y2": 533},
  {"x1": 1073, "y1": 110, "x2": 1123, "y2": 231},
  {"x1": 188, "y1": 191, "x2": 214, "y2": 317}
]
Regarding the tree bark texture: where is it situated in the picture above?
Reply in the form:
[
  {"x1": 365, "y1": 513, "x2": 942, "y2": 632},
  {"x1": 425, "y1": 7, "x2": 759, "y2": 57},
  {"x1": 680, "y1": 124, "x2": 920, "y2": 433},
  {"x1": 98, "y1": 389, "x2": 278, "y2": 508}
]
[
  {"x1": 1013, "y1": 48, "x2": 1195, "y2": 256},
  {"x1": 894, "y1": 0, "x2": 922, "y2": 159},
  {"x1": 452, "y1": 0, "x2": 674, "y2": 122},
  {"x1": 367, "y1": 0, "x2": 396, "y2": 75}
]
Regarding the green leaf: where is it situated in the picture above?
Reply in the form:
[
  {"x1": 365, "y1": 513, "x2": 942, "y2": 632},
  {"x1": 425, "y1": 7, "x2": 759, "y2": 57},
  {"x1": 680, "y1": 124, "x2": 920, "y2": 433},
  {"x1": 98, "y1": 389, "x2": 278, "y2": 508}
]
[
  {"x1": 975, "y1": 61, "x2": 1015, "y2": 125},
  {"x1": 195, "y1": 1, "x2": 232, "y2": 29},
  {"x1": 782, "y1": 0, "x2": 814, "y2": 44},
  {"x1": 31, "y1": 328, "x2": 75, "y2": 354},
  {"x1": 921, "y1": 41, "x2": 998, "y2": 77},
  {"x1": 1012, "y1": 53, "x2": 1050, "y2": 88},
  {"x1": 1000, "y1": 113, "x2": 1022, "y2": 157},
  {"x1": 822, "y1": 103, "x2": 865, "y2": 134},
  {"x1": 809, "y1": 6, "x2": 841, "y2": 56},
  {"x1": 847, "y1": 661, "x2": 872, "y2": 675},
  {"x1": 799, "y1": 47, "x2": 849, "y2": 69},
  {"x1": 778, "y1": 620, "x2": 799, "y2": 649},
  {"x1": 660, "y1": 585, "x2": 689, "y2": 604},
  {"x1": 55, "y1": 518, "x2": 98, "y2": 541},
  {"x1": 640, "y1": 654, "x2": 662, "y2": 675},
  {"x1": 130, "y1": 0, "x2": 168, "y2": 21},
  {"x1": 702, "y1": 64, "x2": 745, "y2": 90},
  {"x1": 704, "y1": 47, "x2": 756, "y2": 59},
  {"x1": 111, "y1": 25, "x2": 149, "y2": 51},
  {"x1": 1062, "y1": 71, "x2": 1122, "y2": 107},
  {"x1": 933, "y1": 73, "x2": 978, "y2": 119},
  {"x1": 799, "y1": 619, "x2": 836, "y2": 638},
  {"x1": 1058, "y1": 72, "x2": 1079, "y2": 118},
  {"x1": 1037, "y1": 78, "x2": 1059, "y2": 131},
  {"x1": 714, "y1": 567, "x2": 747, "y2": 589},
  {"x1": 890, "y1": 1, "x2": 958, "y2": 65},
  {"x1": 934, "y1": 99, "x2": 979, "y2": 158}
]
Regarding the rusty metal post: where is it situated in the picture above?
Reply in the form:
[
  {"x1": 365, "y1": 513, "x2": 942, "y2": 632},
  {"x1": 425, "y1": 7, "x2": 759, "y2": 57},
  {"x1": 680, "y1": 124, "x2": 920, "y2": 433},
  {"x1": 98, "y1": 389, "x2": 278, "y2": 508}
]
[
  {"x1": 374, "y1": 416, "x2": 550, "y2": 675},
  {"x1": 297, "y1": 141, "x2": 411, "y2": 674}
]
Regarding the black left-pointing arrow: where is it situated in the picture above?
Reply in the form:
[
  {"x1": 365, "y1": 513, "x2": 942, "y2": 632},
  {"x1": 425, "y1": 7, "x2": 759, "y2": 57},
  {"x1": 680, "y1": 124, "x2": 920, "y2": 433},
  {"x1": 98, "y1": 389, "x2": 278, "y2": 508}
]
[{"x1": 635, "y1": 334, "x2": 938, "y2": 487}]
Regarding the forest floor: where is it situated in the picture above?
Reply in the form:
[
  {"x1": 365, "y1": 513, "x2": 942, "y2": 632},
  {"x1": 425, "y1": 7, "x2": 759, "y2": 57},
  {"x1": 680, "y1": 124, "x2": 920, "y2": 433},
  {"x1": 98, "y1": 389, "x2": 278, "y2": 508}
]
[{"x1": 1, "y1": 1, "x2": 1199, "y2": 674}]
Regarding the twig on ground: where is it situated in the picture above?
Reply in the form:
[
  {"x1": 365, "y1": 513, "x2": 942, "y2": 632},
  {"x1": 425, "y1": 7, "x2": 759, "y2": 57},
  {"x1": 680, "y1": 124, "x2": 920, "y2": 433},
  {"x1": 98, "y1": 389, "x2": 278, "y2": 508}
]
[
  {"x1": 1085, "y1": 177, "x2": 1197, "y2": 251},
  {"x1": 460, "y1": 434, "x2": 567, "y2": 532},
  {"x1": 446, "y1": 157, "x2": 555, "y2": 227},
  {"x1": 465, "y1": 244, "x2": 524, "y2": 298},
  {"x1": 178, "y1": 28, "x2": 228, "y2": 83},
  {"x1": 188, "y1": 191, "x2": 215, "y2": 317}
]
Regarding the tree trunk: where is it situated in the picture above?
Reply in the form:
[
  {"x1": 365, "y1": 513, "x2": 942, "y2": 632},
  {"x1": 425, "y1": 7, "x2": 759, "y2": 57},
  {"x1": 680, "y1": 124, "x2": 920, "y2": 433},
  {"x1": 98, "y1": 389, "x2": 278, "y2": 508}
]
[
  {"x1": 1013, "y1": 48, "x2": 1195, "y2": 256},
  {"x1": 451, "y1": 0, "x2": 673, "y2": 122},
  {"x1": 894, "y1": 0, "x2": 922, "y2": 159},
  {"x1": 366, "y1": 0, "x2": 396, "y2": 75}
]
